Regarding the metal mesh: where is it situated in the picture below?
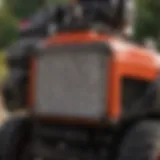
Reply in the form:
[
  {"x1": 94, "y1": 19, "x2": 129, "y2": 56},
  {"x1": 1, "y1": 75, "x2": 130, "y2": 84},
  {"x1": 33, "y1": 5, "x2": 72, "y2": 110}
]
[
  {"x1": 122, "y1": 78, "x2": 151, "y2": 116},
  {"x1": 35, "y1": 49, "x2": 107, "y2": 119}
]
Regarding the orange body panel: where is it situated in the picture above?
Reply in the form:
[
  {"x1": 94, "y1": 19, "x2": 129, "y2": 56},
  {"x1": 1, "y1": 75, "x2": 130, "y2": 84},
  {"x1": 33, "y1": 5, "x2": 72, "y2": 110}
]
[
  {"x1": 44, "y1": 31, "x2": 109, "y2": 46},
  {"x1": 28, "y1": 31, "x2": 159, "y2": 123},
  {"x1": 107, "y1": 39, "x2": 157, "y2": 120}
]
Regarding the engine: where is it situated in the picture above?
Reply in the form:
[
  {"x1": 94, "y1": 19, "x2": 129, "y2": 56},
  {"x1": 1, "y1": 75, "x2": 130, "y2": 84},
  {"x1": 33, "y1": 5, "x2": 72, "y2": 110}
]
[
  {"x1": 2, "y1": 1, "x2": 160, "y2": 159},
  {"x1": 3, "y1": 0, "x2": 157, "y2": 120},
  {"x1": 3, "y1": 0, "x2": 126, "y2": 111}
]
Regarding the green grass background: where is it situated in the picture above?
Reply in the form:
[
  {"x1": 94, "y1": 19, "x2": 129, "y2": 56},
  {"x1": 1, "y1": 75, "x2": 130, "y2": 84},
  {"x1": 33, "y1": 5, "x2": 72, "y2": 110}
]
[{"x1": 0, "y1": 52, "x2": 8, "y2": 84}]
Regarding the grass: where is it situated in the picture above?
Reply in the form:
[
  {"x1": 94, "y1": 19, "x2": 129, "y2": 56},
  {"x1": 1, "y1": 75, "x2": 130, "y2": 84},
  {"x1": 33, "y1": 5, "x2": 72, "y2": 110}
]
[{"x1": 0, "y1": 51, "x2": 8, "y2": 84}]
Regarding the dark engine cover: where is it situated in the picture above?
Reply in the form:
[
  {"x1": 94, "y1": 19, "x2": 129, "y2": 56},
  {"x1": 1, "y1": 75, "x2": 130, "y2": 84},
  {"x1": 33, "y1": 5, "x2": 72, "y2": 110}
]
[{"x1": 3, "y1": 38, "x2": 40, "y2": 111}]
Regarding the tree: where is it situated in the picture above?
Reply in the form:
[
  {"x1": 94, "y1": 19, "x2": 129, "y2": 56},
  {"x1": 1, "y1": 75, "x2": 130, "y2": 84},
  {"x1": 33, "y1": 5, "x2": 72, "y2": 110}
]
[
  {"x1": 5, "y1": 0, "x2": 45, "y2": 19},
  {"x1": 0, "y1": 8, "x2": 18, "y2": 48},
  {"x1": 133, "y1": 0, "x2": 160, "y2": 49}
]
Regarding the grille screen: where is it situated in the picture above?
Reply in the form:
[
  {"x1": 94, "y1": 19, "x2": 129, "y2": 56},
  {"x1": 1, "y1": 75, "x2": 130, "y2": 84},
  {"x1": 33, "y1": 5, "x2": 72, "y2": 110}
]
[
  {"x1": 35, "y1": 47, "x2": 107, "y2": 119},
  {"x1": 122, "y1": 78, "x2": 151, "y2": 116}
]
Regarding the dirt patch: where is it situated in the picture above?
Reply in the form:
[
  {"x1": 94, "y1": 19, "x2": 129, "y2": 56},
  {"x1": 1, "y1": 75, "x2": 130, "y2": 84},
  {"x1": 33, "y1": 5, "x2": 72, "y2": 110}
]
[
  {"x1": 0, "y1": 96, "x2": 27, "y2": 126},
  {"x1": 0, "y1": 94, "x2": 10, "y2": 126}
]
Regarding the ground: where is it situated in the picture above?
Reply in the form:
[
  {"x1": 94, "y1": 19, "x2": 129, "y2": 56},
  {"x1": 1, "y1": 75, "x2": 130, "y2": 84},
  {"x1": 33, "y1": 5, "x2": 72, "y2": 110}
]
[
  {"x1": 0, "y1": 94, "x2": 9, "y2": 126},
  {"x1": 0, "y1": 95, "x2": 27, "y2": 126},
  {"x1": 0, "y1": 52, "x2": 10, "y2": 125}
]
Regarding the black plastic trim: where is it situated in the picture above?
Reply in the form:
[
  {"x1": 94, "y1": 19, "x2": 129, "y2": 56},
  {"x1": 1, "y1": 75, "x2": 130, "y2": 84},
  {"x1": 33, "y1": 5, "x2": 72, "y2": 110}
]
[{"x1": 35, "y1": 41, "x2": 112, "y2": 57}]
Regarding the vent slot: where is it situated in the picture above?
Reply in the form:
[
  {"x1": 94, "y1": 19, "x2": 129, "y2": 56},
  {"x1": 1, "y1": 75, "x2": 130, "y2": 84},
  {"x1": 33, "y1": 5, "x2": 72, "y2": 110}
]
[{"x1": 122, "y1": 78, "x2": 154, "y2": 116}]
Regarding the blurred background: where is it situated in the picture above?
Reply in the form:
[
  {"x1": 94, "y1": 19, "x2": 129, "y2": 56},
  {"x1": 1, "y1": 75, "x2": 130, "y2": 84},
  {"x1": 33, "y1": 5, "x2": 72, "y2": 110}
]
[{"x1": 0, "y1": 0, "x2": 159, "y2": 123}]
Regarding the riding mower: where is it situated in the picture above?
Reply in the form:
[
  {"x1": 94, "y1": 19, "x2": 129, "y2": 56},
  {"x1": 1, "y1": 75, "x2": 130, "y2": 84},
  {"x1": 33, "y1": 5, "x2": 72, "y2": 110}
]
[{"x1": 1, "y1": 0, "x2": 160, "y2": 160}]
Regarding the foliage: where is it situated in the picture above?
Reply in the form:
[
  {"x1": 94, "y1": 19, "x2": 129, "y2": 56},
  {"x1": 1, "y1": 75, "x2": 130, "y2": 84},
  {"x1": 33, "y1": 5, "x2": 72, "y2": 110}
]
[
  {"x1": 0, "y1": 8, "x2": 18, "y2": 48},
  {"x1": 0, "y1": 50, "x2": 8, "y2": 83},
  {"x1": 5, "y1": 0, "x2": 45, "y2": 19},
  {"x1": 133, "y1": 0, "x2": 160, "y2": 49},
  {"x1": 5, "y1": 0, "x2": 69, "y2": 20}
]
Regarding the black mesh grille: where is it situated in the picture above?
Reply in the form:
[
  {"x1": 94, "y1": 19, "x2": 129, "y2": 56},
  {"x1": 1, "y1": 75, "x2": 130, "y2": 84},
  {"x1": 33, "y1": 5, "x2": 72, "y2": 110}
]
[
  {"x1": 35, "y1": 45, "x2": 108, "y2": 119},
  {"x1": 122, "y1": 78, "x2": 153, "y2": 116}
]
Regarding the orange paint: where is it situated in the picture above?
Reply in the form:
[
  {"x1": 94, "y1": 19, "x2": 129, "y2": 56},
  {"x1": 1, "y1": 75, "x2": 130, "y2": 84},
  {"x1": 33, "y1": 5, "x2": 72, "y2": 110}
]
[
  {"x1": 107, "y1": 58, "x2": 121, "y2": 121},
  {"x1": 44, "y1": 31, "x2": 109, "y2": 46},
  {"x1": 28, "y1": 31, "x2": 159, "y2": 123}
]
